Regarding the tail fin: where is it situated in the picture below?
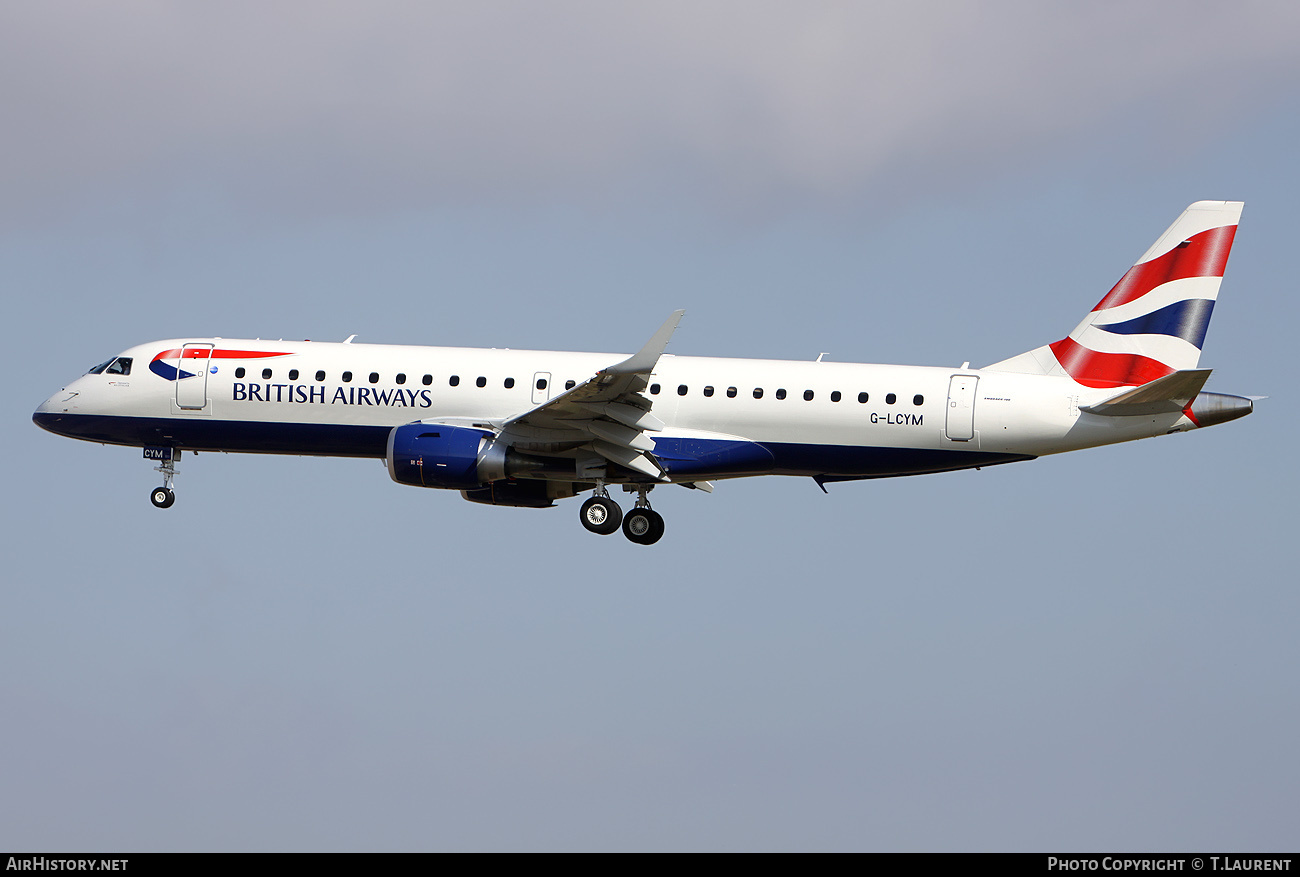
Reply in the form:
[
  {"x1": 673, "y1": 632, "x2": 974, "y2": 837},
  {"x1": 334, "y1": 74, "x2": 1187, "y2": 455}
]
[{"x1": 986, "y1": 201, "x2": 1243, "y2": 388}]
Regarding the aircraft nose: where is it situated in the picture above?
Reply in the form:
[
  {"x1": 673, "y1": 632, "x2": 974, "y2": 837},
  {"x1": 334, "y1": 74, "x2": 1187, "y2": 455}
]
[{"x1": 32, "y1": 389, "x2": 78, "y2": 436}]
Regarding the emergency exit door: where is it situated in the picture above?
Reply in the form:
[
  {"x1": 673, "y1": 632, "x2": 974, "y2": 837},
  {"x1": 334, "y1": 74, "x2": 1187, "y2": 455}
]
[{"x1": 532, "y1": 372, "x2": 552, "y2": 405}]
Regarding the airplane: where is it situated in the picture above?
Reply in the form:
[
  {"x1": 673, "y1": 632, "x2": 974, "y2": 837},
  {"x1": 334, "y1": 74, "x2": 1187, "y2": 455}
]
[{"x1": 33, "y1": 201, "x2": 1254, "y2": 545}]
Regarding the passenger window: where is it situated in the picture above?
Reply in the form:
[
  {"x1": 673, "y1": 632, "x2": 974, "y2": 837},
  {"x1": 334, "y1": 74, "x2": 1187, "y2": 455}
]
[
  {"x1": 288, "y1": 369, "x2": 299, "y2": 381},
  {"x1": 565, "y1": 379, "x2": 576, "y2": 390},
  {"x1": 342, "y1": 371, "x2": 353, "y2": 383},
  {"x1": 504, "y1": 377, "x2": 515, "y2": 389},
  {"x1": 703, "y1": 386, "x2": 714, "y2": 397},
  {"x1": 535, "y1": 377, "x2": 547, "y2": 390},
  {"x1": 803, "y1": 390, "x2": 814, "y2": 401},
  {"x1": 831, "y1": 391, "x2": 841, "y2": 402},
  {"x1": 678, "y1": 384, "x2": 688, "y2": 396},
  {"x1": 449, "y1": 375, "x2": 460, "y2": 386},
  {"x1": 422, "y1": 375, "x2": 432, "y2": 385},
  {"x1": 476, "y1": 376, "x2": 487, "y2": 388},
  {"x1": 106, "y1": 358, "x2": 132, "y2": 376},
  {"x1": 235, "y1": 367, "x2": 246, "y2": 379},
  {"x1": 369, "y1": 372, "x2": 380, "y2": 384},
  {"x1": 775, "y1": 389, "x2": 787, "y2": 400},
  {"x1": 913, "y1": 394, "x2": 924, "y2": 406},
  {"x1": 753, "y1": 388, "x2": 764, "y2": 399},
  {"x1": 727, "y1": 387, "x2": 737, "y2": 398},
  {"x1": 262, "y1": 368, "x2": 272, "y2": 379},
  {"x1": 315, "y1": 370, "x2": 325, "y2": 381},
  {"x1": 396, "y1": 373, "x2": 406, "y2": 385},
  {"x1": 886, "y1": 393, "x2": 897, "y2": 404},
  {"x1": 650, "y1": 384, "x2": 661, "y2": 395},
  {"x1": 858, "y1": 392, "x2": 868, "y2": 403}
]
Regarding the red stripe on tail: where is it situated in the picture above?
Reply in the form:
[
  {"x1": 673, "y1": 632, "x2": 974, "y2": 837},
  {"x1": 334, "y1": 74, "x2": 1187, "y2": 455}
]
[
  {"x1": 1048, "y1": 336, "x2": 1175, "y2": 388},
  {"x1": 1091, "y1": 224, "x2": 1236, "y2": 313}
]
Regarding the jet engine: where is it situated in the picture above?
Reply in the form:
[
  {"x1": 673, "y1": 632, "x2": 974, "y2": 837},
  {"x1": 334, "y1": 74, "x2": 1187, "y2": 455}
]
[{"x1": 386, "y1": 423, "x2": 507, "y2": 489}]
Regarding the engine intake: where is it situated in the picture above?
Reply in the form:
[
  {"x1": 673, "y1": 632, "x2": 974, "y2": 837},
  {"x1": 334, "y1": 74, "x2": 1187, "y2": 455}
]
[{"x1": 387, "y1": 423, "x2": 505, "y2": 489}]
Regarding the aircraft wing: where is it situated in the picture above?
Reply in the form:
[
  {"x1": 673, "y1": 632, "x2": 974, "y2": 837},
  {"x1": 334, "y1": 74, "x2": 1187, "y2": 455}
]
[{"x1": 500, "y1": 310, "x2": 684, "y2": 479}]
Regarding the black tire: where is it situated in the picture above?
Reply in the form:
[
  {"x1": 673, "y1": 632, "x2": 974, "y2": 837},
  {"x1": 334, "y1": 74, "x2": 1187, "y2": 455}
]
[
  {"x1": 151, "y1": 487, "x2": 175, "y2": 509},
  {"x1": 579, "y1": 495, "x2": 622, "y2": 535},
  {"x1": 645, "y1": 509, "x2": 665, "y2": 544},
  {"x1": 622, "y1": 509, "x2": 665, "y2": 545}
]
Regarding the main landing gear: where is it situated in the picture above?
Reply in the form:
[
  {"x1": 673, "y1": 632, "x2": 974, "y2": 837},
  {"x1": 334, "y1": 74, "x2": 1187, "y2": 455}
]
[
  {"x1": 150, "y1": 452, "x2": 178, "y2": 509},
  {"x1": 578, "y1": 484, "x2": 664, "y2": 545}
]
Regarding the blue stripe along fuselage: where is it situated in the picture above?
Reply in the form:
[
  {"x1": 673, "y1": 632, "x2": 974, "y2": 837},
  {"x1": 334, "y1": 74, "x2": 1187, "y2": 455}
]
[{"x1": 32, "y1": 412, "x2": 1035, "y2": 478}]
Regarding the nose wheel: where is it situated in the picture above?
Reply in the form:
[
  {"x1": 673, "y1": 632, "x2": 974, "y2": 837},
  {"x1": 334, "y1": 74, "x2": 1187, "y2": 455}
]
[{"x1": 150, "y1": 450, "x2": 179, "y2": 509}]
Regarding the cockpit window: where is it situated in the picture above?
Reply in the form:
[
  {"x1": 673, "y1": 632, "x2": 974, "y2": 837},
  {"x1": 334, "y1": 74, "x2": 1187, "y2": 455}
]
[
  {"x1": 105, "y1": 357, "x2": 132, "y2": 376},
  {"x1": 87, "y1": 359, "x2": 113, "y2": 375}
]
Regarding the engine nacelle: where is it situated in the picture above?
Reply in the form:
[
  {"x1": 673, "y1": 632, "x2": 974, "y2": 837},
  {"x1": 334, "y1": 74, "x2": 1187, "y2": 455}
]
[{"x1": 386, "y1": 423, "x2": 506, "y2": 489}]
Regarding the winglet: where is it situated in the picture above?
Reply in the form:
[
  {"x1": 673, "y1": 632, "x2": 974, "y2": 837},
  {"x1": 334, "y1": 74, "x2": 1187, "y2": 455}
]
[{"x1": 603, "y1": 310, "x2": 685, "y2": 376}]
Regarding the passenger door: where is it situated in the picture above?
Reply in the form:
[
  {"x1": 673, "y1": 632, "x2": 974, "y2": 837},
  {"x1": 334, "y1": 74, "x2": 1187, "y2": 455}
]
[
  {"x1": 175, "y1": 343, "x2": 213, "y2": 411},
  {"x1": 945, "y1": 374, "x2": 978, "y2": 441}
]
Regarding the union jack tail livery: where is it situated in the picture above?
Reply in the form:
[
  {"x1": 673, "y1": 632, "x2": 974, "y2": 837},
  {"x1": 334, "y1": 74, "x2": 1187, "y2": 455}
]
[{"x1": 988, "y1": 201, "x2": 1243, "y2": 388}]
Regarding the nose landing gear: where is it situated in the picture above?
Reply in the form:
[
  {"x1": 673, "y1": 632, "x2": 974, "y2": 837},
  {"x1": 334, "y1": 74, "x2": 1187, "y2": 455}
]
[{"x1": 148, "y1": 448, "x2": 178, "y2": 509}]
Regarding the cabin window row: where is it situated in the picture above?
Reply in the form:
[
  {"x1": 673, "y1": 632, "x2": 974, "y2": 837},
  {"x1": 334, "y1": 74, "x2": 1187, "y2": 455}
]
[
  {"x1": 227, "y1": 369, "x2": 922, "y2": 406},
  {"x1": 649, "y1": 384, "x2": 923, "y2": 406},
  {"x1": 231, "y1": 368, "x2": 580, "y2": 392}
]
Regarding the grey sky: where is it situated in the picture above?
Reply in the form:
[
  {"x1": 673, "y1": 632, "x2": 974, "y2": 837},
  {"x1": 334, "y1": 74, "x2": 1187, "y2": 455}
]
[
  {"x1": 4, "y1": 3, "x2": 1299, "y2": 219},
  {"x1": 3, "y1": 2, "x2": 1296, "y2": 851}
]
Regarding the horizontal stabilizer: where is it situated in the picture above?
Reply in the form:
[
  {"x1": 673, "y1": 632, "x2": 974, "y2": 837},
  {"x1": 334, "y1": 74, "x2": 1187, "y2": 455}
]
[{"x1": 1079, "y1": 368, "x2": 1211, "y2": 416}]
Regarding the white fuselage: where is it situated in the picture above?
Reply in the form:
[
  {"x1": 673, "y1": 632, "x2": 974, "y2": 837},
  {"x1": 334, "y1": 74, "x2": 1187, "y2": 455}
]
[{"x1": 34, "y1": 337, "x2": 1196, "y2": 478}]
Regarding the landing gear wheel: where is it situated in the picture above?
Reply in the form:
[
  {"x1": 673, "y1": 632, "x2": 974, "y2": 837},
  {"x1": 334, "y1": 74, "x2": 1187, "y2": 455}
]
[
  {"x1": 579, "y1": 495, "x2": 622, "y2": 535},
  {"x1": 622, "y1": 508, "x2": 664, "y2": 545},
  {"x1": 150, "y1": 487, "x2": 175, "y2": 509}
]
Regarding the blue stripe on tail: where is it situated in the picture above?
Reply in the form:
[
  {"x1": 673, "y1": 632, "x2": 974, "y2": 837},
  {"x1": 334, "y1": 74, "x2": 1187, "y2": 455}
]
[{"x1": 1095, "y1": 299, "x2": 1216, "y2": 349}]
